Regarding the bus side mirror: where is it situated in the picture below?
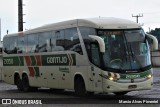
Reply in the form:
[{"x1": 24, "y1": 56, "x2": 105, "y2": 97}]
[
  {"x1": 146, "y1": 34, "x2": 158, "y2": 51},
  {"x1": 88, "y1": 35, "x2": 105, "y2": 53}
]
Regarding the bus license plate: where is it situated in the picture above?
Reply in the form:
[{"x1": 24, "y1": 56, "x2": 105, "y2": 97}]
[{"x1": 128, "y1": 85, "x2": 137, "y2": 89}]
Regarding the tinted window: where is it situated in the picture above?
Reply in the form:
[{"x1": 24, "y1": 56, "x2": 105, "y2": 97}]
[
  {"x1": 65, "y1": 28, "x2": 82, "y2": 54},
  {"x1": 79, "y1": 27, "x2": 96, "y2": 55},
  {"x1": 3, "y1": 37, "x2": 10, "y2": 54},
  {"x1": 9, "y1": 36, "x2": 18, "y2": 54},
  {"x1": 38, "y1": 32, "x2": 52, "y2": 52},
  {"x1": 91, "y1": 43, "x2": 100, "y2": 66},
  {"x1": 79, "y1": 27, "x2": 96, "y2": 40},
  {"x1": 27, "y1": 34, "x2": 39, "y2": 53},
  {"x1": 51, "y1": 30, "x2": 65, "y2": 51},
  {"x1": 17, "y1": 36, "x2": 27, "y2": 53}
]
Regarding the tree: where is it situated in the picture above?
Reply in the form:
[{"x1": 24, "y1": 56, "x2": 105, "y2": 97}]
[{"x1": 150, "y1": 28, "x2": 160, "y2": 43}]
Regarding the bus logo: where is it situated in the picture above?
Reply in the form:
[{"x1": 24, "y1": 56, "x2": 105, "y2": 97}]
[
  {"x1": 42, "y1": 54, "x2": 76, "y2": 66},
  {"x1": 47, "y1": 56, "x2": 67, "y2": 64}
]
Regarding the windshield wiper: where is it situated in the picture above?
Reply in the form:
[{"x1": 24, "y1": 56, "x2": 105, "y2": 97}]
[
  {"x1": 123, "y1": 45, "x2": 129, "y2": 62},
  {"x1": 129, "y1": 44, "x2": 135, "y2": 61},
  {"x1": 129, "y1": 44, "x2": 143, "y2": 69}
]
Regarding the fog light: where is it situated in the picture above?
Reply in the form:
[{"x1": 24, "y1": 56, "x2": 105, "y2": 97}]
[
  {"x1": 147, "y1": 74, "x2": 152, "y2": 78},
  {"x1": 109, "y1": 77, "x2": 114, "y2": 81}
]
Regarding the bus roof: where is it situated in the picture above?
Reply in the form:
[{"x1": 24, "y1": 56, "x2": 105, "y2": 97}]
[
  {"x1": 4, "y1": 17, "x2": 141, "y2": 37},
  {"x1": 78, "y1": 18, "x2": 141, "y2": 29}
]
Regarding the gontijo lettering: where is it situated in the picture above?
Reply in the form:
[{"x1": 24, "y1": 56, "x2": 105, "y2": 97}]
[{"x1": 47, "y1": 56, "x2": 67, "y2": 64}]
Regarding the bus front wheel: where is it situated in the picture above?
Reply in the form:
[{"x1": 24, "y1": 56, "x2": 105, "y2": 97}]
[
  {"x1": 114, "y1": 91, "x2": 128, "y2": 95},
  {"x1": 74, "y1": 77, "x2": 86, "y2": 96}
]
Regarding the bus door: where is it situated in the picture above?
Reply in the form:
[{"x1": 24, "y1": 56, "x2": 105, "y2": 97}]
[
  {"x1": 58, "y1": 54, "x2": 72, "y2": 89},
  {"x1": 47, "y1": 66, "x2": 60, "y2": 88},
  {"x1": 46, "y1": 57, "x2": 69, "y2": 89},
  {"x1": 89, "y1": 43, "x2": 103, "y2": 92}
]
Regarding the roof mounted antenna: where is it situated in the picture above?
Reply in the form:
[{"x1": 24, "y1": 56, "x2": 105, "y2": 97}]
[{"x1": 7, "y1": 30, "x2": 9, "y2": 34}]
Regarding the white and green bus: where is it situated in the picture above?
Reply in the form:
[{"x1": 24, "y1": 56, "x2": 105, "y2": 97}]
[{"x1": 3, "y1": 18, "x2": 158, "y2": 96}]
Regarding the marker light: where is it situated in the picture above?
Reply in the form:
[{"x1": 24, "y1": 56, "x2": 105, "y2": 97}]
[{"x1": 147, "y1": 74, "x2": 152, "y2": 78}]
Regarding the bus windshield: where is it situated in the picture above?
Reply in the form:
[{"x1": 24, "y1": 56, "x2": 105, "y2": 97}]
[{"x1": 97, "y1": 29, "x2": 151, "y2": 72}]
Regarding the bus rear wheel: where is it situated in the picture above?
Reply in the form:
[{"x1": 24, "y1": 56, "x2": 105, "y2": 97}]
[
  {"x1": 22, "y1": 75, "x2": 33, "y2": 92},
  {"x1": 15, "y1": 75, "x2": 23, "y2": 91},
  {"x1": 74, "y1": 77, "x2": 86, "y2": 96}
]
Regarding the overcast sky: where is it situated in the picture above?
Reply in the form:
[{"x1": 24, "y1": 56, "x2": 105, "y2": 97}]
[{"x1": 0, "y1": 0, "x2": 160, "y2": 40}]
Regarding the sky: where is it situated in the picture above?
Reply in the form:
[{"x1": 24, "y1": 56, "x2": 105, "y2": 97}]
[{"x1": 0, "y1": 0, "x2": 160, "y2": 40}]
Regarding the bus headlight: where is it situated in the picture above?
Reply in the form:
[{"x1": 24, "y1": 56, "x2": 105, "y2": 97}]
[
  {"x1": 99, "y1": 74, "x2": 117, "y2": 81},
  {"x1": 109, "y1": 77, "x2": 114, "y2": 81},
  {"x1": 147, "y1": 74, "x2": 152, "y2": 79}
]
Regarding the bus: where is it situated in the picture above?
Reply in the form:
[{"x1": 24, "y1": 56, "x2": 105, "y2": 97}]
[{"x1": 3, "y1": 18, "x2": 158, "y2": 96}]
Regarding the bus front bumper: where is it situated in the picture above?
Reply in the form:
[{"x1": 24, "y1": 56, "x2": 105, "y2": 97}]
[{"x1": 103, "y1": 77, "x2": 153, "y2": 93}]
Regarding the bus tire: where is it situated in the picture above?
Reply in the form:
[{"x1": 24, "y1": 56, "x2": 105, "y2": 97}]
[
  {"x1": 74, "y1": 77, "x2": 86, "y2": 96},
  {"x1": 15, "y1": 75, "x2": 23, "y2": 91},
  {"x1": 22, "y1": 75, "x2": 32, "y2": 92},
  {"x1": 114, "y1": 91, "x2": 128, "y2": 95}
]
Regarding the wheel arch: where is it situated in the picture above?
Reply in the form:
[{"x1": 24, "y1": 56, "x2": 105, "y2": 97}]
[
  {"x1": 22, "y1": 72, "x2": 28, "y2": 78},
  {"x1": 74, "y1": 73, "x2": 86, "y2": 89}
]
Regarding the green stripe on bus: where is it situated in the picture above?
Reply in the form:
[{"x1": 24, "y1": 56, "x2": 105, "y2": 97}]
[
  {"x1": 3, "y1": 54, "x2": 76, "y2": 66},
  {"x1": 34, "y1": 67, "x2": 40, "y2": 77},
  {"x1": 19, "y1": 56, "x2": 24, "y2": 66},
  {"x1": 30, "y1": 56, "x2": 36, "y2": 66}
]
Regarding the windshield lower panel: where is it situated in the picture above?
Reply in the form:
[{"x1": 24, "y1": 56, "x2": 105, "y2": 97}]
[{"x1": 97, "y1": 29, "x2": 151, "y2": 72}]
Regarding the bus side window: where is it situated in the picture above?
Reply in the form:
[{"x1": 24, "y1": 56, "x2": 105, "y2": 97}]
[
  {"x1": 52, "y1": 30, "x2": 65, "y2": 51},
  {"x1": 38, "y1": 32, "x2": 52, "y2": 52},
  {"x1": 50, "y1": 31, "x2": 55, "y2": 51},
  {"x1": 27, "y1": 34, "x2": 39, "y2": 53},
  {"x1": 9, "y1": 36, "x2": 18, "y2": 54},
  {"x1": 65, "y1": 28, "x2": 83, "y2": 55},
  {"x1": 3, "y1": 37, "x2": 10, "y2": 54},
  {"x1": 17, "y1": 36, "x2": 27, "y2": 53}
]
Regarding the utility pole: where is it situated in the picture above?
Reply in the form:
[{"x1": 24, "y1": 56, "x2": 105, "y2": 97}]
[
  {"x1": 132, "y1": 14, "x2": 143, "y2": 23},
  {"x1": 18, "y1": 0, "x2": 24, "y2": 32},
  {"x1": 0, "y1": 18, "x2": 1, "y2": 40}
]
